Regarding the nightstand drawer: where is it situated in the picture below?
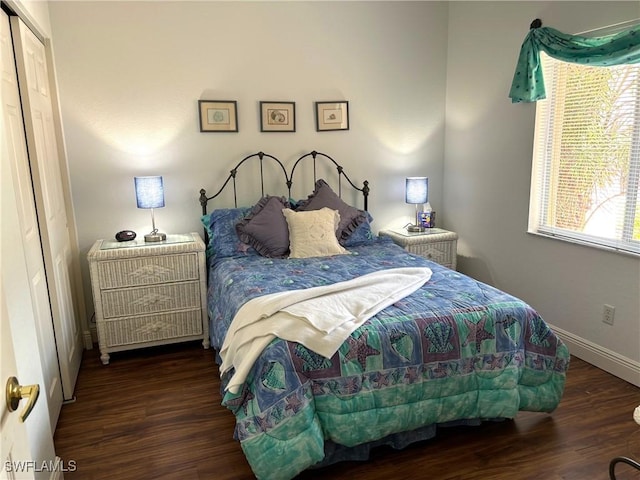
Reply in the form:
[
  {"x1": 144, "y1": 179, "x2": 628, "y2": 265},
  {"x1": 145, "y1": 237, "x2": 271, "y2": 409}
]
[
  {"x1": 102, "y1": 310, "x2": 203, "y2": 347},
  {"x1": 96, "y1": 253, "x2": 199, "y2": 289},
  {"x1": 378, "y1": 228, "x2": 458, "y2": 269},
  {"x1": 407, "y1": 241, "x2": 455, "y2": 267},
  {"x1": 101, "y1": 281, "x2": 201, "y2": 318}
]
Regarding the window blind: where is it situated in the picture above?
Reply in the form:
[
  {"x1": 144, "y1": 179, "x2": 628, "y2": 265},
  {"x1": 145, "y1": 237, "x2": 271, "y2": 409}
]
[{"x1": 530, "y1": 53, "x2": 640, "y2": 255}]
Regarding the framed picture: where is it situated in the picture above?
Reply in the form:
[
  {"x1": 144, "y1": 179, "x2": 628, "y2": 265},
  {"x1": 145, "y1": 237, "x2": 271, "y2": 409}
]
[
  {"x1": 315, "y1": 101, "x2": 349, "y2": 131},
  {"x1": 260, "y1": 101, "x2": 296, "y2": 132},
  {"x1": 198, "y1": 100, "x2": 238, "y2": 132}
]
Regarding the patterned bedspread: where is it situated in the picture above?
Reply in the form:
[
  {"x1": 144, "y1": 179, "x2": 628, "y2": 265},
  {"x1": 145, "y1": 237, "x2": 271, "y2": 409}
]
[{"x1": 207, "y1": 238, "x2": 569, "y2": 480}]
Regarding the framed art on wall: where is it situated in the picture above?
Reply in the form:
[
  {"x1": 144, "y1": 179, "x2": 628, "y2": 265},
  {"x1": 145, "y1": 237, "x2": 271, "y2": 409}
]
[
  {"x1": 199, "y1": 100, "x2": 238, "y2": 132},
  {"x1": 260, "y1": 101, "x2": 296, "y2": 132},
  {"x1": 315, "y1": 101, "x2": 349, "y2": 131}
]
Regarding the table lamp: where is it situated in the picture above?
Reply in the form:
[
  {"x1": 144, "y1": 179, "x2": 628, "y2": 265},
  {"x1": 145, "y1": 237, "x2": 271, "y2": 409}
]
[
  {"x1": 405, "y1": 177, "x2": 428, "y2": 232},
  {"x1": 134, "y1": 176, "x2": 166, "y2": 242}
]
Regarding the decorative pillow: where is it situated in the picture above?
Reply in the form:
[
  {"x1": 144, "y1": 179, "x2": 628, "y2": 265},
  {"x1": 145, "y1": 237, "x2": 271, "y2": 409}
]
[
  {"x1": 201, "y1": 212, "x2": 214, "y2": 256},
  {"x1": 343, "y1": 212, "x2": 376, "y2": 247},
  {"x1": 236, "y1": 196, "x2": 290, "y2": 258},
  {"x1": 296, "y1": 179, "x2": 367, "y2": 244},
  {"x1": 282, "y1": 207, "x2": 349, "y2": 259},
  {"x1": 201, "y1": 207, "x2": 256, "y2": 258}
]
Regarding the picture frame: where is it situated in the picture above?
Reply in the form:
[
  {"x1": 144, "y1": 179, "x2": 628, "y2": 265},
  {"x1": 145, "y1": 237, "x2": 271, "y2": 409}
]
[
  {"x1": 260, "y1": 101, "x2": 296, "y2": 132},
  {"x1": 198, "y1": 100, "x2": 238, "y2": 132},
  {"x1": 315, "y1": 101, "x2": 349, "y2": 132}
]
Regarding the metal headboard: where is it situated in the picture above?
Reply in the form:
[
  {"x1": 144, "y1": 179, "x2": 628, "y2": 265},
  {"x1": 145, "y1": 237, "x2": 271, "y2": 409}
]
[
  {"x1": 199, "y1": 150, "x2": 370, "y2": 241},
  {"x1": 199, "y1": 151, "x2": 290, "y2": 216},
  {"x1": 290, "y1": 151, "x2": 369, "y2": 211}
]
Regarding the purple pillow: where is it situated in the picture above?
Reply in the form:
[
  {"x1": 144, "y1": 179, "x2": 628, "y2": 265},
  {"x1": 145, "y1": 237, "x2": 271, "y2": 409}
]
[
  {"x1": 296, "y1": 179, "x2": 367, "y2": 243},
  {"x1": 236, "y1": 196, "x2": 290, "y2": 258}
]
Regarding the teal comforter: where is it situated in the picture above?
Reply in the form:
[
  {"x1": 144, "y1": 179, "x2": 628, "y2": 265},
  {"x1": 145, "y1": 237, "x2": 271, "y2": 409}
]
[{"x1": 207, "y1": 239, "x2": 569, "y2": 479}]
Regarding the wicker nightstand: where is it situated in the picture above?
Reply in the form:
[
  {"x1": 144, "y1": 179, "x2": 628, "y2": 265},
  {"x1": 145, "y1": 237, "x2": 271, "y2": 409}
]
[
  {"x1": 379, "y1": 228, "x2": 458, "y2": 269},
  {"x1": 87, "y1": 232, "x2": 210, "y2": 365}
]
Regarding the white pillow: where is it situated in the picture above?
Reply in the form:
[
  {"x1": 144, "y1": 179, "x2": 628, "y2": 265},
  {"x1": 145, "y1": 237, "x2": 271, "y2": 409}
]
[{"x1": 282, "y1": 207, "x2": 349, "y2": 259}]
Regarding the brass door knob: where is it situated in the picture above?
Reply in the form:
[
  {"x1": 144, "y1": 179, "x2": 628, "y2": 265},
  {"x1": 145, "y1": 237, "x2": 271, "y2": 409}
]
[{"x1": 6, "y1": 376, "x2": 39, "y2": 423}]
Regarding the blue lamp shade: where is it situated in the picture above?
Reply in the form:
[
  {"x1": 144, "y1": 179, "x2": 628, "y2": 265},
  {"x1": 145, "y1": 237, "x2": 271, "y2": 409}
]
[
  {"x1": 405, "y1": 177, "x2": 428, "y2": 204},
  {"x1": 134, "y1": 176, "x2": 165, "y2": 209},
  {"x1": 134, "y1": 176, "x2": 166, "y2": 242}
]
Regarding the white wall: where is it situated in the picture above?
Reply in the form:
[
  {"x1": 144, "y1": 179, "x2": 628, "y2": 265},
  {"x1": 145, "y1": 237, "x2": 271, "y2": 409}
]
[
  {"x1": 48, "y1": 1, "x2": 640, "y2": 384},
  {"x1": 48, "y1": 0, "x2": 449, "y2": 316},
  {"x1": 445, "y1": 2, "x2": 640, "y2": 384}
]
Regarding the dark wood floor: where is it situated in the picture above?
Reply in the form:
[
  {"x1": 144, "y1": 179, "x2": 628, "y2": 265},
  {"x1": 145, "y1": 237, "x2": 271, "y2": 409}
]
[{"x1": 54, "y1": 342, "x2": 640, "y2": 480}]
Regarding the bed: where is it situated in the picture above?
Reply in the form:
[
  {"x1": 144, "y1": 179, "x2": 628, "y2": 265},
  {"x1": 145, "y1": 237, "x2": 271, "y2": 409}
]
[{"x1": 199, "y1": 151, "x2": 569, "y2": 480}]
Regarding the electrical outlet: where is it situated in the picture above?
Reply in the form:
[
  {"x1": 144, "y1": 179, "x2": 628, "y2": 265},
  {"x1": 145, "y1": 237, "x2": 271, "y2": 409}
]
[{"x1": 603, "y1": 304, "x2": 615, "y2": 325}]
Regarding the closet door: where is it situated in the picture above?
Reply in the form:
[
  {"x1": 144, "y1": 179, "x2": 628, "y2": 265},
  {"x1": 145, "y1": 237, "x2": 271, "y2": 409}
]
[
  {"x1": 10, "y1": 17, "x2": 82, "y2": 403},
  {"x1": 2, "y1": 11, "x2": 62, "y2": 430}
]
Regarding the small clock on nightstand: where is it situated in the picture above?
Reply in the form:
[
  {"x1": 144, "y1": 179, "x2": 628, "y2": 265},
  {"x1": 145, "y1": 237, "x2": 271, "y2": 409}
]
[{"x1": 379, "y1": 227, "x2": 458, "y2": 270}]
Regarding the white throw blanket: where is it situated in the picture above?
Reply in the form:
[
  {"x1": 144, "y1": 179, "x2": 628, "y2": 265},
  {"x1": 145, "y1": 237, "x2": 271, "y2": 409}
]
[{"x1": 219, "y1": 267, "x2": 432, "y2": 394}]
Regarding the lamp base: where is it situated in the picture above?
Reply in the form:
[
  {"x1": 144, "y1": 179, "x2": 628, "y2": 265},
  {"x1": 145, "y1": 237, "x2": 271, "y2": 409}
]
[
  {"x1": 407, "y1": 224, "x2": 424, "y2": 233},
  {"x1": 144, "y1": 232, "x2": 166, "y2": 243}
]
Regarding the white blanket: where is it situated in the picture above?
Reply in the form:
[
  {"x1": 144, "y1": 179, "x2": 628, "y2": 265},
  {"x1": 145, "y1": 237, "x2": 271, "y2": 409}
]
[{"x1": 219, "y1": 267, "x2": 432, "y2": 394}]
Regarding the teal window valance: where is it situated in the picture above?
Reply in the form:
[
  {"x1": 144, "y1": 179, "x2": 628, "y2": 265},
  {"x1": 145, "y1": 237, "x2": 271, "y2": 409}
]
[{"x1": 509, "y1": 19, "x2": 640, "y2": 103}]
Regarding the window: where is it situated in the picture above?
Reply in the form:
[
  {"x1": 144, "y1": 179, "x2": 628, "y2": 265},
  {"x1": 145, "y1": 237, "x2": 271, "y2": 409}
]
[{"x1": 529, "y1": 53, "x2": 640, "y2": 256}]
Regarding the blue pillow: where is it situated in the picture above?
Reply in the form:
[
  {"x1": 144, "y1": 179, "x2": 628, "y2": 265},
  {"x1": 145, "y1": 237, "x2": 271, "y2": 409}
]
[
  {"x1": 343, "y1": 212, "x2": 376, "y2": 247},
  {"x1": 200, "y1": 207, "x2": 257, "y2": 258}
]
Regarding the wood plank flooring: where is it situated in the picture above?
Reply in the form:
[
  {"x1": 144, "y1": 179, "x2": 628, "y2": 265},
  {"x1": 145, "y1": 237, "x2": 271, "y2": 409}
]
[{"x1": 54, "y1": 342, "x2": 640, "y2": 480}]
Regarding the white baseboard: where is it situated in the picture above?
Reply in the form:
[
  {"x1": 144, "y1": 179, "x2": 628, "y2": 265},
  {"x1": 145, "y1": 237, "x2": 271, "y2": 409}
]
[
  {"x1": 550, "y1": 323, "x2": 640, "y2": 388},
  {"x1": 49, "y1": 457, "x2": 63, "y2": 480},
  {"x1": 82, "y1": 330, "x2": 93, "y2": 350}
]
